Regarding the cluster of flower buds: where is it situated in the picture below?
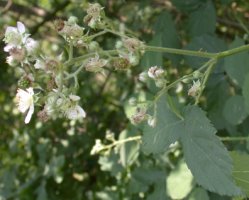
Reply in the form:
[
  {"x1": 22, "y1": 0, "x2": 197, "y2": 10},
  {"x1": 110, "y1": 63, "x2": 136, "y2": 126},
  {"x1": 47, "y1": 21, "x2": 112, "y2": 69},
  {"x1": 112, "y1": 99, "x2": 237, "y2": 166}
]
[
  {"x1": 56, "y1": 17, "x2": 87, "y2": 47},
  {"x1": 83, "y1": 3, "x2": 105, "y2": 29},
  {"x1": 139, "y1": 66, "x2": 166, "y2": 88},
  {"x1": 130, "y1": 107, "x2": 156, "y2": 127},
  {"x1": 3, "y1": 22, "x2": 38, "y2": 66}
]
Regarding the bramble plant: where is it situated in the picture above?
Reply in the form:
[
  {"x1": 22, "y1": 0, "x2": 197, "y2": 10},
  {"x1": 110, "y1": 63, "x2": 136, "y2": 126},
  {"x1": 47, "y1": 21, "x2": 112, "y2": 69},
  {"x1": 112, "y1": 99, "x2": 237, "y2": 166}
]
[{"x1": 2, "y1": 1, "x2": 249, "y2": 199}]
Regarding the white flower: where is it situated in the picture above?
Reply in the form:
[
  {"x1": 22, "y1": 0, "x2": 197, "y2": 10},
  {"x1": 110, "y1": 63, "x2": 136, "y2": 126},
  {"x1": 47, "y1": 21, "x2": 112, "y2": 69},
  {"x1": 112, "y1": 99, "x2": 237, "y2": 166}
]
[
  {"x1": 138, "y1": 71, "x2": 148, "y2": 82},
  {"x1": 16, "y1": 87, "x2": 34, "y2": 124},
  {"x1": 4, "y1": 22, "x2": 28, "y2": 51},
  {"x1": 25, "y1": 38, "x2": 38, "y2": 55},
  {"x1": 66, "y1": 105, "x2": 86, "y2": 120},
  {"x1": 90, "y1": 139, "x2": 104, "y2": 155},
  {"x1": 188, "y1": 80, "x2": 201, "y2": 97},
  {"x1": 148, "y1": 117, "x2": 156, "y2": 127},
  {"x1": 148, "y1": 66, "x2": 165, "y2": 79}
]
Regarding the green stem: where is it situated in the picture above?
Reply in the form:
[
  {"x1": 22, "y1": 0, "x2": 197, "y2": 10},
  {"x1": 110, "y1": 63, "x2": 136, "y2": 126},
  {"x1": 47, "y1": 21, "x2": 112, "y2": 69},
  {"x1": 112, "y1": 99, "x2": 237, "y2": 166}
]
[
  {"x1": 98, "y1": 136, "x2": 142, "y2": 152},
  {"x1": 88, "y1": 30, "x2": 108, "y2": 40},
  {"x1": 64, "y1": 50, "x2": 118, "y2": 67},
  {"x1": 145, "y1": 45, "x2": 216, "y2": 58},
  {"x1": 220, "y1": 136, "x2": 249, "y2": 141},
  {"x1": 69, "y1": 44, "x2": 73, "y2": 61},
  {"x1": 217, "y1": 44, "x2": 249, "y2": 58},
  {"x1": 195, "y1": 59, "x2": 217, "y2": 105}
]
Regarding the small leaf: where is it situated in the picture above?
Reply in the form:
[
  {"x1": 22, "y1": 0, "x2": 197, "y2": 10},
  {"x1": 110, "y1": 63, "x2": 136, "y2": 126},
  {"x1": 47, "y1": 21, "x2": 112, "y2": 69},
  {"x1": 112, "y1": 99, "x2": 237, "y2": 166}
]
[
  {"x1": 181, "y1": 105, "x2": 242, "y2": 196},
  {"x1": 224, "y1": 38, "x2": 249, "y2": 87},
  {"x1": 166, "y1": 160, "x2": 194, "y2": 199},
  {"x1": 171, "y1": 0, "x2": 207, "y2": 12},
  {"x1": 222, "y1": 95, "x2": 248, "y2": 125},
  {"x1": 230, "y1": 151, "x2": 249, "y2": 196},
  {"x1": 242, "y1": 73, "x2": 249, "y2": 114},
  {"x1": 142, "y1": 94, "x2": 183, "y2": 154},
  {"x1": 187, "y1": 1, "x2": 216, "y2": 37}
]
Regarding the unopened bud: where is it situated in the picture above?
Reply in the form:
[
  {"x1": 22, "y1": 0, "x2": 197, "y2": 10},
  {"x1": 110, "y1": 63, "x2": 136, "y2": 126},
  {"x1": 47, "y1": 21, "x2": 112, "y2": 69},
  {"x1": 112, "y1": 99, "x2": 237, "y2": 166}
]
[
  {"x1": 111, "y1": 57, "x2": 130, "y2": 70},
  {"x1": 88, "y1": 41, "x2": 100, "y2": 51},
  {"x1": 138, "y1": 72, "x2": 148, "y2": 82},
  {"x1": 131, "y1": 108, "x2": 147, "y2": 125},
  {"x1": 193, "y1": 71, "x2": 202, "y2": 79},
  {"x1": 68, "y1": 16, "x2": 78, "y2": 25},
  {"x1": 155, "y1": 79, "x2": 166, "y2": 88},
  {"x1": 128, "y1": 54, "x2": 139, "y2": 66}
]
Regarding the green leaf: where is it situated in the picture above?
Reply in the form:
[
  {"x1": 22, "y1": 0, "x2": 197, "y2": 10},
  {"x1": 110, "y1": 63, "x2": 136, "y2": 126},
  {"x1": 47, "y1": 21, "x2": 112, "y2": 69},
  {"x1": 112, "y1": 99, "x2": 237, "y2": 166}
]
[
  {"x1": 140, "y1": 34, "x2": 163, "y2": 68},
  {"x1": 141, "y1": 94, "x2": 183, "y2": 154},
  {"x1": 166, "y1": 160, "x2": 195, "y2": 199},
  {"x1": 154, "y1": 11, "x2": 181, "y2": 64},
  {"x1": 187, "y1": 1, "x2": 216, "y2": 37},
  {"x1": 180, "y1": 105, "x2": 241, "y2": 196},
  {"x1": 242, "y1": 73, "x2": 249, "y2": 114},
  {"x1": 188, "y1": 187, "x2": 209, "y2": 200},
  {"x1": 171, "y1": 0, "x2": 207, "y2": 12},
  {"x1": 147, "y1": 182, "x2": 168, "y2": 200},
  {"x1": 224, "y1": 38, "x2": 249, "y2": 87},
  {"x1": 230, "y1": 151, "x2": 249, "y2": 197},
  {"x1": 119, "y1": 127, "x2": 140, "y2": 167},
  {"x1": 223, "y1": 95, "x2": 248, "y2": 125}
]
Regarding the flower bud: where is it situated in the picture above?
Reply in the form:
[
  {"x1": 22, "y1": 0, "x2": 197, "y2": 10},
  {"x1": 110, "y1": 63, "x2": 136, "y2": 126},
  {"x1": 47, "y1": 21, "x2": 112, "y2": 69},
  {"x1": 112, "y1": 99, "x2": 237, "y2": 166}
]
[
  {"x1": 193, "y1": 71, "x2": 202, "y2": 79},
  {"x1": 155, "y1": 79, "x2": 166, "y2": 88},
  {"x1": 128, "y1": 54, "x2": 139, "y2": 66},
  {"x1": 123, "y1": 38, "x2": 144, "y2": 52},
  {"x1": 88, "y1": 41, "x2": 100, "y2": 51},
  {"x1": 111, "y1": 57, "x2": 130, "y2": 70},
  {"x1": 18, "y1": 76, "x2": 33, "y2": 88},
  {"x1": 68, "y1": 16, "x2": 78, "y2": 25},
  {"x1": 148, "y1": 66, "x2": 165, "y2": 79},
  {"x1": 188, "y1": 80, "x2": 201, "y2": 97},
  {"x1": 85, "y1": 54, "x2": 107, "y2": 72},
  {"x1": 131, "y1": 108, "x2": 147, "y2": 125},
  {"x1": 138, "y1": 72, "x2": 148, "y2": 82},
  {"x1": 115, "y1": 41, "x2": 123, "y2": 49}
]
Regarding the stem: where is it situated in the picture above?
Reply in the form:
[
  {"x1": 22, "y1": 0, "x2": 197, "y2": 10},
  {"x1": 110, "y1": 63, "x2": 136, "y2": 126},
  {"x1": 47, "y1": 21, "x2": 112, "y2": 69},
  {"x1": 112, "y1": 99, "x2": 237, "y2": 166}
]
[
  {"x1": 195, "y1": 59, "x2": 217, "y2": 105},
  {"x1": 99, "y1": 136, "x2": 141, "y2": 152},
  {"x1": 220, "y1": 136, "x2": 249, "y2": 141},
  {"x1": 217, "y1": 44, "x2": 249, "y2": 58},
  {"x1": 68, "y1": 44, "x2": 73, "y2": 61},
  {"x1": 64, "y1": 50, "x2": 118, "y2": 67},
  {"x1": 145, "y1": 45, "x2": 216, "y2": 58},
  {"x1": 88, "y1": 30, "x2": 108, "y2": 40}
]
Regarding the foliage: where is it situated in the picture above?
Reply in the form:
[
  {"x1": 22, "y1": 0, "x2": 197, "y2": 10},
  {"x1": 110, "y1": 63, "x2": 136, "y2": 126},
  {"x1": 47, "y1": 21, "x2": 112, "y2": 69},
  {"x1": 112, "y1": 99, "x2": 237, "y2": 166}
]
[{"x1": 1, "y1": 0, "x2": 249, "y2": 200}]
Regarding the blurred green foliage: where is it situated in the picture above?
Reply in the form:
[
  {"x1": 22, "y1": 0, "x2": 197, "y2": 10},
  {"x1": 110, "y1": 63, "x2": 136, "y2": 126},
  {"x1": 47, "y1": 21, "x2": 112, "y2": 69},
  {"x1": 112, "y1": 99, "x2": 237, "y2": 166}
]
[{"x1": 1, "y1": 0, "x2": 249, "y2": 199}]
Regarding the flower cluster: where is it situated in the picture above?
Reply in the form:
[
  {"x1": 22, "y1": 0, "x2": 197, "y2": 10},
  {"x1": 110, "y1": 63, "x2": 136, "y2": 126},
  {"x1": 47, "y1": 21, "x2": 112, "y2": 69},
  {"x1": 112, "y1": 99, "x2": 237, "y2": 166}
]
[
  {"x1": 83, "y1": 3, "x2": 105, "y2": 29},
  {"x1": 85, "y1": 54, "x2": 108, "y2": 72},
  {"x1": 139, "y1": 66, "x2": 166, "y2": 88},
  {"x1": 3, "y1": 22, "x2": 38, "y2": 66}
]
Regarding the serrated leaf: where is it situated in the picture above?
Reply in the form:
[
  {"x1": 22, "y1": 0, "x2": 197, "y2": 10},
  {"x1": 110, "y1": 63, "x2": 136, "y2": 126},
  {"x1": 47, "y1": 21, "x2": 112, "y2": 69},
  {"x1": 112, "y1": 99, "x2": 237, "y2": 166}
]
[
  {"x1": 223, "y1": 95, "x2": 248, "y2": 125},
  {"x1": 180, "y1": 105, "x2": 241, "y2": 196},
  {"x1": 187, "y1": 1, "x2": 216, "y2": 37},
  {"x1": 166, "y1": 160, "x2": 194, "y2": 199},
  {"x1": 224, "y1": 38, "x2": 249, "y2": 87},
  {"x1": 119, "y1": 128, "x2": 140, "y2": 167},
  {"x1": 242, "y1": 73, "x2": 249, "y2": 114},
  {"x1": 230, "y1": 151, "x2": 249, "y2": 196},
  {"x1": 141, "y1": 94, "x2": 183, "y2": 154}
]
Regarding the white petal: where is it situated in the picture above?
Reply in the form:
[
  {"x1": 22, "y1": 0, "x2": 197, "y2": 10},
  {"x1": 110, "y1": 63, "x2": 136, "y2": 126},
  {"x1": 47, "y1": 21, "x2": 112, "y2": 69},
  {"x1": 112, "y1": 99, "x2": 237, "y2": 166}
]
[
  {"x1": 76, "y1": 105, "x2": 86, "y2": 118},
  {"x1": 17, "y1": 22, "x2": 26, "y2": 34},
  {"x1": 27, "y1": 87, "x2": 34, "y2": 95},
  {"x1": 25, "y1": 103, "x2": 34, "y2": 124},
  {"x1": 5, "y1": 26, "x2": 17, "y2": 35},
  {"x1": 4, "y1": 44, "x2": 14, "y2": 52},
  {"x1": 69, "y1": 94, "x2": 80, "y2": 101}
]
